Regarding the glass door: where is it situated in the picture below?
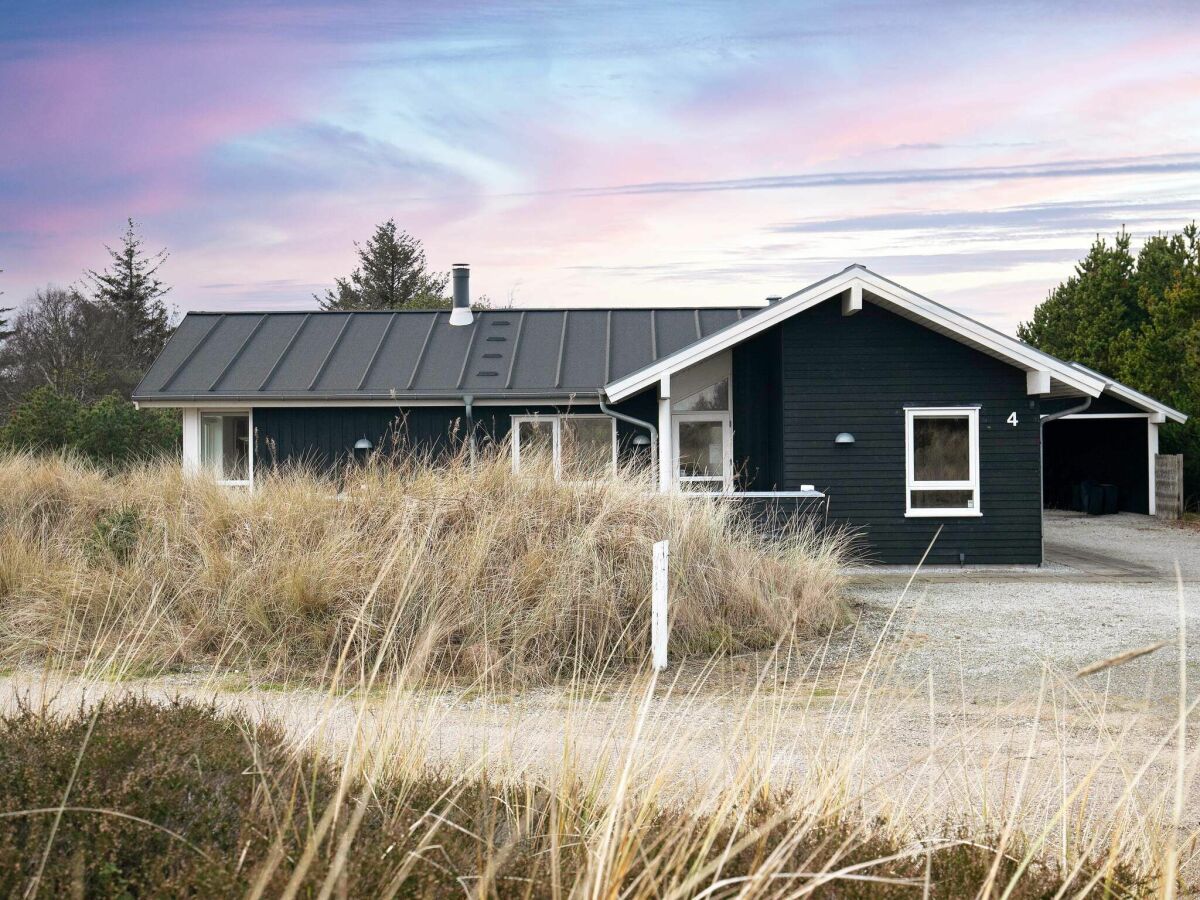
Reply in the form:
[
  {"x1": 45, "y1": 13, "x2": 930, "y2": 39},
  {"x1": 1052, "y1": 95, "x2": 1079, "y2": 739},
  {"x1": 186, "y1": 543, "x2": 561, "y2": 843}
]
[{"x1": 673, "y1": 413, "x2": 731, "y2": 492}]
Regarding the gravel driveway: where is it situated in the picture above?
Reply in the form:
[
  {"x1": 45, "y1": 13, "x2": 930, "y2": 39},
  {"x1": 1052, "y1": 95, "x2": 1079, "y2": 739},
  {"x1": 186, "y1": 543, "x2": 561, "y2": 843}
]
[{"x1": 847, "y1": 511, "x2": 1199, "y2": 702}]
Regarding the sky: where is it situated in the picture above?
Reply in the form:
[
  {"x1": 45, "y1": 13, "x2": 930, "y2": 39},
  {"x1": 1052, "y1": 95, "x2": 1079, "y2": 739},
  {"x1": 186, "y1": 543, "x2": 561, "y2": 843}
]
[{"x1": 2, "y1": 1, "x2": 1199, "y2": 335}]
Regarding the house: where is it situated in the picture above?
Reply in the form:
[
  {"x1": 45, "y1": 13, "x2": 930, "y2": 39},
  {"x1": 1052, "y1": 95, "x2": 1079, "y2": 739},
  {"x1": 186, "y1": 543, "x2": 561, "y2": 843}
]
[{"x1": 133, "y1": 264, "x2": 1186, "y2": 565}]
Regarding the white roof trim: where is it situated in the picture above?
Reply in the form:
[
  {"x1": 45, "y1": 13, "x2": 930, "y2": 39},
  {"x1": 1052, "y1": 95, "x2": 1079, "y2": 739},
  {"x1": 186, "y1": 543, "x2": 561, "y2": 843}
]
[
  {"x1": 1067, "y1": 362, "x2": 1188, "y2": 423},
  {"x1": 604, "y1": 265, "x2": 1108, "y2": 402}
]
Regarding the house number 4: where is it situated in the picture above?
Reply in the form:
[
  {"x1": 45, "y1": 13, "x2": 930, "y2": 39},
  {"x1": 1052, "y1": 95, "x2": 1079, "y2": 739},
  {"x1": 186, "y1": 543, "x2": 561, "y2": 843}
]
[{"x1": 1007, "y1": 412, "x2": 1019, "y2": 426}]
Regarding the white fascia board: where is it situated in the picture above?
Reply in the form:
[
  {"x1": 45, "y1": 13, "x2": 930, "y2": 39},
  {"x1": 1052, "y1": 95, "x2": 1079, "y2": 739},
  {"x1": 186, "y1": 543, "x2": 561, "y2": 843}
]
[
  {"x1": 1064, "y1": 362, "x2": 1187, "y2": 423},
  {"x1": 1103, "y1": 383, "x2": 1186, "y2": 423},
  {"x1": 604, "y1": 266, "x2": 1107, "y2": 402}
]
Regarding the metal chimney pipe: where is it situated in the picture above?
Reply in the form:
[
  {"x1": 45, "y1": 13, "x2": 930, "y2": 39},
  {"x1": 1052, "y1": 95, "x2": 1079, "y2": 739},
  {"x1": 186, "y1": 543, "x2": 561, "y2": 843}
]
[{"x1": 450, "y1": 263, "x2": 473, "y2": 326}]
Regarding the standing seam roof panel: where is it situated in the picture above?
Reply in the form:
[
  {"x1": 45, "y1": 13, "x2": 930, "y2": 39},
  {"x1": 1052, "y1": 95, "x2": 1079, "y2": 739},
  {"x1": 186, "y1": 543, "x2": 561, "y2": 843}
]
[{"x1": 132, "y1": 308, "x2": 759, "y2": 401}]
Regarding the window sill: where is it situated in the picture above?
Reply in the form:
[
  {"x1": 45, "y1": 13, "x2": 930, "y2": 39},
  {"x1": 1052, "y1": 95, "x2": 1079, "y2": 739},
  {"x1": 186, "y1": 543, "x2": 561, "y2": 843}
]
[{"x1": 905, "y1": 509, "x2": 982, "y2": 518}]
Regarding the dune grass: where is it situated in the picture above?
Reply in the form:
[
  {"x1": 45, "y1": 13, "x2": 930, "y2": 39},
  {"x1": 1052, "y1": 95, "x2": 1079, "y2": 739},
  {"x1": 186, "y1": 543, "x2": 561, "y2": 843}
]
[{"x1": 0, "y1": 449, "x2": 849, "y2": 684}]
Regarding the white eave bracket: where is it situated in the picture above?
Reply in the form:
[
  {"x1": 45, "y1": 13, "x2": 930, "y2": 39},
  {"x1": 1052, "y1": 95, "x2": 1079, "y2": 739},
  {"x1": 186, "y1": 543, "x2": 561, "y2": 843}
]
[{"x1": 842, "y1": 283, "x2": 862, "y2": 316}]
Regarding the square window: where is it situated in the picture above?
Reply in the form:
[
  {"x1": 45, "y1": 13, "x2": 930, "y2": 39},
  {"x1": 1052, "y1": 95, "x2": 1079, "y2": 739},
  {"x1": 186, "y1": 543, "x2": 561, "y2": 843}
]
[
  {"x1": 561, "y1": 417, "x2": 615, "y2": 479},
  {"x1": 515, "y1": 419, "x2": 555, "y2": 472},
  {"x1": 912, "y1": 416, "x2": 970, "y2": 481},
  {"x1": 677, "y1": 420, "x2": 725, "y2": 477},
  {"x1": 905, "y1": 408, "x2": 979, "y2": 517}
]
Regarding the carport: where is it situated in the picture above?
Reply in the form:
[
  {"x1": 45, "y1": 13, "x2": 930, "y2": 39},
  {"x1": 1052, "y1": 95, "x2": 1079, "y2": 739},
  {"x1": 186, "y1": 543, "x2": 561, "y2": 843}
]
[{"x1": 1042, "y1": 365, "x2": 1186, "y2": 516}]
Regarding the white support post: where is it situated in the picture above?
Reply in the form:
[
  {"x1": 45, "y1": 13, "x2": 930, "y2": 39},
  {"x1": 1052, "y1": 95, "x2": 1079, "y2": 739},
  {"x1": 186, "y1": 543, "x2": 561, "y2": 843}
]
[
  {"x1": 1148, "y1": 419, "x2": 1159, "y2": 516},
  {"x1": 181, "y1": 408, "x2": 201, "y2": 475},
  {"x1": 657, "y1": 374, "x2": 673, "y2": 492},
  {"x1": 652, "y1": 539, "x2": 669, "y2": 671}
]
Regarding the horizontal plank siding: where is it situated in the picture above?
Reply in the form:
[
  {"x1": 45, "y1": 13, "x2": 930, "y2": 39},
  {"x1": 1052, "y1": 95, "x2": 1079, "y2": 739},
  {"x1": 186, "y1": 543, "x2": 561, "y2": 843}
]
[
  {"x1": 254, "y1": 392, "x2": 658, "y2": 472},
  {"x1": 776, "y1": 298, "x2": 1043, "y2": 565}
]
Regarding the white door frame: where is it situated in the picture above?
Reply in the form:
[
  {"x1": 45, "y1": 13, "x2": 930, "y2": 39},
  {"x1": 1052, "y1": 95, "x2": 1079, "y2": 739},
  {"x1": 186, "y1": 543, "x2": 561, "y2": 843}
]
[{"x1": 671, "y1": 411, "x2": 733, "y2": 492}]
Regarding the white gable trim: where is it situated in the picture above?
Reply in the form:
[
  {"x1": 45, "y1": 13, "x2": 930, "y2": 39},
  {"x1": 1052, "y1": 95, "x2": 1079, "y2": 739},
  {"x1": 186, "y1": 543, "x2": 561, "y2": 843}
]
[{"x1": 604, "y1": 266, "x2": 1107, "y2": 402}]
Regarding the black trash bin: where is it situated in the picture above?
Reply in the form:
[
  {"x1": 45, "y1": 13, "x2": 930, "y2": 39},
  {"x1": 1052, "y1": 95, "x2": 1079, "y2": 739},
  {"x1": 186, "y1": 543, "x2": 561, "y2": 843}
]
[
  {"x1": 1071, "y1": 482, "x2": 1084, "y2": 512},
  {"x1": 1101, "y1": 483, "x2": 1119, "y2": 515},
  {"x1": 1081, "y1": 480, "x2": 1104, "y2": 515}
]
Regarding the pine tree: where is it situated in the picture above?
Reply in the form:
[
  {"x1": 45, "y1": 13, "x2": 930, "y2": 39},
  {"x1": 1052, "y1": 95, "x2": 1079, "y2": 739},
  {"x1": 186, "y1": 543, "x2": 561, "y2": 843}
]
[
  {"x1": 83, "y1": 219, "x2": 173, "y2": 372},
  {"x1": 1022, "y1": 222, "x2": 1200, "y2": 506},
  {"x1": 318, "y1": 220, "x2": 449, "y2": 311},
  {"x1": 1016, "y1": 229, "x2": 1142, "y2": 376}
]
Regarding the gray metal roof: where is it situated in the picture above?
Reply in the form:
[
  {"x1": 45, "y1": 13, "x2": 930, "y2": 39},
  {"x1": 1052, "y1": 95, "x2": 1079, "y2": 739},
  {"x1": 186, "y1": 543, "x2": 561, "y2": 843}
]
[{"x1": 133, "y1": 307, "x2": 753, "y2": 403}]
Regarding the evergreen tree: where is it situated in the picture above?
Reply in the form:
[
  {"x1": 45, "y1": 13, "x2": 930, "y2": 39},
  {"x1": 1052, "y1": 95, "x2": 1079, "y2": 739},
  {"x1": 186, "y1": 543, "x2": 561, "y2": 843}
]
[
  {"x1": 1021, "y1": 223, "x2": 1200, "y2": 507},
  {"x1": 83, "y1": 219, "x2": 173, "y2": 373},
  {"x1": 318, "y1": 220, "x2": 449, "y2": 311},
  {"x1": 1017, "y1": 229, "x2": 1143, "y2": 376}
]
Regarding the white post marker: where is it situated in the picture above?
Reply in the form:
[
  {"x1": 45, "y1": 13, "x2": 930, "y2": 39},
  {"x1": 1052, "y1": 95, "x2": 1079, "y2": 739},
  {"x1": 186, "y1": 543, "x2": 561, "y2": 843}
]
[{"x1": 651, "y1": 539, "x2": 669, "y2": 671}]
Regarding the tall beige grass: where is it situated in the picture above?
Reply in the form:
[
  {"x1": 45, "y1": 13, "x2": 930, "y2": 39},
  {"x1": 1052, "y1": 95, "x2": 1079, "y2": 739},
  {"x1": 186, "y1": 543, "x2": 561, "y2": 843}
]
[{"x1": 0, "y1": 449, "x2": 848, "y2": 683}]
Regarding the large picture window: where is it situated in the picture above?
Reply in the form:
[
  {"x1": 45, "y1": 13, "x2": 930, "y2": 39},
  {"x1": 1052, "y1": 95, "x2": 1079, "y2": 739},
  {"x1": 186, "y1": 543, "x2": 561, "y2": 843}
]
[
  {"x1": 905, "y1": 407, "x2": 979, "y2": 516},
  {"x1": 512, "y1": 415, "x2": 616, "y2": 480},
  {"x1": 200, "y1": 412, "x2": 252, "y2": 485}
]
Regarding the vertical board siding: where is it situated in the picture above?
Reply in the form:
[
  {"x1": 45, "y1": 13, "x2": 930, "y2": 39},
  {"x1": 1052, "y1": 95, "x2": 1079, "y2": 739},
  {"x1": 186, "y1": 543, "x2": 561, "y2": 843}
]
[
  {"x1": 776, "y1": 299, "x2": 1044, "y2": 565},
  {"x1": 1156, "y1": 454, "x2": 1184, "y2": 520}
]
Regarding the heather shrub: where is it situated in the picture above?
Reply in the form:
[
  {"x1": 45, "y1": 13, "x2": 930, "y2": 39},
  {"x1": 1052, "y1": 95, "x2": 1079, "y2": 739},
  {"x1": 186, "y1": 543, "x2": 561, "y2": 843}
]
[{"x1": 0, "y1": 700, "x2": 1146, "y2": 898}]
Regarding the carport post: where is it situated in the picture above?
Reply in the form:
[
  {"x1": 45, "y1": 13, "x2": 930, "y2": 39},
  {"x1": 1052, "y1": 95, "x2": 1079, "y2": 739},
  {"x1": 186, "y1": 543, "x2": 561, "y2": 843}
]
[{"x1": 1149, "y1": 419, "x2": 1160, "y2": 516}]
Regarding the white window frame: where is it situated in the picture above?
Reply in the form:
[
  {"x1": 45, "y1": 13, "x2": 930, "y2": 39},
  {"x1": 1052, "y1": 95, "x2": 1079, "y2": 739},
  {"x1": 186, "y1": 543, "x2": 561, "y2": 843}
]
[
  {"x1": 672, "y1": 411, "x2": 733, "y2": 493},
  {"x1": 904, "y1": 407, "x2": 980, "y2": 517},
  {"x1": 192, "y1": 408, "x2": 254, "y2": 488},
  {"x1": 511, "y1": 414, "x2": 617, "y2": 480}
]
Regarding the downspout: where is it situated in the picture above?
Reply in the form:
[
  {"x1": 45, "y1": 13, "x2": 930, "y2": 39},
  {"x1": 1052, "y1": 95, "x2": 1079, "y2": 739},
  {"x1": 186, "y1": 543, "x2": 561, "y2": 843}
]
[
  {"x1": 463, "y1": 394, "x2": 476, "y2": 464},
  {"x1": 1041, "y1": 395, "x2": 1092, "y2": 425},
  {"x1": 598, "y1": 392, "x2": 657, "y2": 475},
  {"x1": 1039, "y1": 395, "x2": 1092, "y2": 565}
]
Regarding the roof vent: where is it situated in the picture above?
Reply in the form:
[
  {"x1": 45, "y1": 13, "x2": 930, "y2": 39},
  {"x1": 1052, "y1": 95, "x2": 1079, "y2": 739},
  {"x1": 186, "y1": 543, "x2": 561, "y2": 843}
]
[{"x1": 450, "y1": 263, "x2": 473, "y2": 326}]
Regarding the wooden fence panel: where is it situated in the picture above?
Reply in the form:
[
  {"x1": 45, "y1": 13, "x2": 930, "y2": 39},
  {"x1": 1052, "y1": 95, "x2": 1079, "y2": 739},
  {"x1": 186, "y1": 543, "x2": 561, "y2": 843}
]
[{"x1": 1156, "y1": 454, "x2": 1184, "y2": 520}]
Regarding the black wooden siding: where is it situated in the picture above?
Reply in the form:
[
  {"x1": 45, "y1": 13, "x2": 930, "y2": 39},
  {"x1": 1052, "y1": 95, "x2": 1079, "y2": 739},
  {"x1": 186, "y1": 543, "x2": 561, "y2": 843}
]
[
  {"x1": 254, "y1": 392, "x2": 658, "y2": 472},
  {"x1": 773, "y1": 298, "x2": 1044, "y2": 565},
  {"x1": 732, "y1": 328, "x2": 783, "y2": 491}
]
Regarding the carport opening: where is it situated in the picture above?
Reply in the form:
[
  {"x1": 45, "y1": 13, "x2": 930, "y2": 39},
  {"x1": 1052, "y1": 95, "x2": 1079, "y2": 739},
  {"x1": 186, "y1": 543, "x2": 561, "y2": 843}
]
[{"x1": 1043, "y1": 417, "x2": 1149, "y2": 514}]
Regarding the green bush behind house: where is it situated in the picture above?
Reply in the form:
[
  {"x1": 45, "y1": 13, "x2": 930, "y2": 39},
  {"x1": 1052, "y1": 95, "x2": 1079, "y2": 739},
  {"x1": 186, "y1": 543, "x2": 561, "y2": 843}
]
[{"x1": 0, "y1": 387, "x2": 179, "y2": 467}]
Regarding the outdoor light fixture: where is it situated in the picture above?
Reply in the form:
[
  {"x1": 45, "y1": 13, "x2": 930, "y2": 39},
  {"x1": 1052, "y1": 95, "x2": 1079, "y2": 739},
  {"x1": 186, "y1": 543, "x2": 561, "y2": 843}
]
[
  {"x1": 354, "y1": 436, "x2": 373, "y2": 451},
  {"x1": 834, "y1": 432, "x2": 855, "y2": 445},
  {"x1": 632, "y1": 433, "x2": 651, "y2": 447}
]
